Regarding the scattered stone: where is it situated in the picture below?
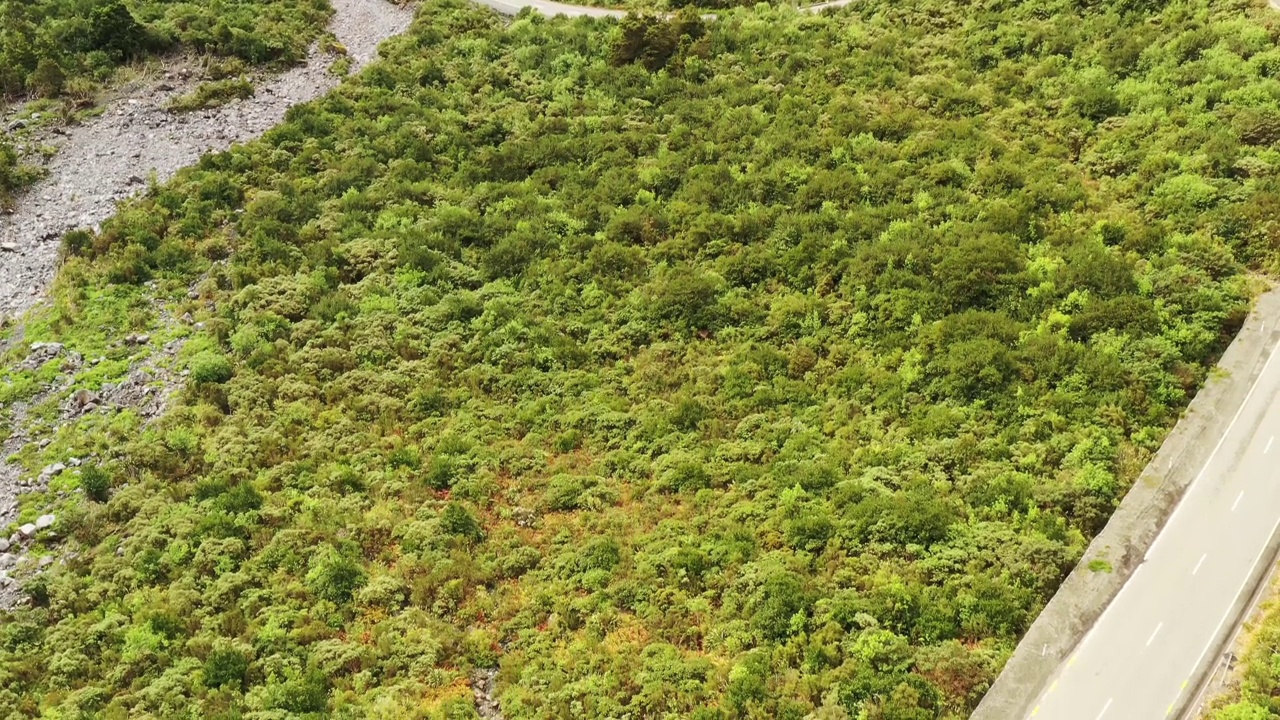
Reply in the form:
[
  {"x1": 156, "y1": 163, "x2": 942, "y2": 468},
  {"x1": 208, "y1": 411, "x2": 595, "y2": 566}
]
[
  {"x1": 17, "y1": 524, "x2": 36, "y2": 539},
  {"x1": 37, "y1": 556, "x2": 52, "y2": 569},
  {"x1": 35, "y1": 515, "x2": 54, "y2": 530},
  {"x1": 473, "y1": 669, "x2": 503, "y2": 720},
  {"x1": 0, "y1": 538, "x2": 11, "y2": 553},
  {"x1": 0, "y1": 554, "x2": 15, "y2": 568},
  {"x1": 19, "y1": 341, "x2": 64, "y2": 369},
  {"x1": 0, "y1": 243, "x2": 15, "y2": 253}
]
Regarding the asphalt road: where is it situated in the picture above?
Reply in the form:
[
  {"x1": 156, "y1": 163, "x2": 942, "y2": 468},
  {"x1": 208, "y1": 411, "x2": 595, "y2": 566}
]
[{"x1": 1028, "y1": 340, "x2": 1280, "y2": 720}]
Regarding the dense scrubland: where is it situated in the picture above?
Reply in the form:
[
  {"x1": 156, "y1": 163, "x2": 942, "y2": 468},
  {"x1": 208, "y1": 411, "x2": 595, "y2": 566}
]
[{"x1": 3, "y1": 0, "x2": 1280, "y2": 716}]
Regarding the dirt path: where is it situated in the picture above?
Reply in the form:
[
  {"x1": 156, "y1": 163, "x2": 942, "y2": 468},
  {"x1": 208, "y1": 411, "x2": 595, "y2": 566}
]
[{"x1": 0, "y1": 0, "x2": 415, "y2": 323}]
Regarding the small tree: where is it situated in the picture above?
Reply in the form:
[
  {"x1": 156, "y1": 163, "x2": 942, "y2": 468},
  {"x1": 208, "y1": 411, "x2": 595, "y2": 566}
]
[
  {"x1": 305, "y1": 546, "x2": 367, "y2": 604},
  {"x1": 203, "y1": 647, "x2": 249, "y2": 689}
]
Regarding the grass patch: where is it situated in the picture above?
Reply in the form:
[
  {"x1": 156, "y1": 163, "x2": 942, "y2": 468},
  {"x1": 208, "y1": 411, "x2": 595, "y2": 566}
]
[{"x1": 167, "y1": 78, "x2": 254, "y2": 113}]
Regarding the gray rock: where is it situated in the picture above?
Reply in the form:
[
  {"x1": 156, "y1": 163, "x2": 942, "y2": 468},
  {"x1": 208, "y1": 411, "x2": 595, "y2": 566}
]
[
  {"x1": 70, "y1": 388, "x2": 100, "y2": 410},
  {"x1": 35, "y1": 515, "x2": 54, "y2": 530},
  {"x1": 0, "y1": 243, "x2": 16, "y2": 253},
  {"x1": 0, "y1": 538, "x2": 11, "y2": 553},
  {"x1": 37, "y1": 556, "x2": 52, "y2": 569},
  {"x1": 17, "y1": 524, "x2": 36, "y2": 539}
]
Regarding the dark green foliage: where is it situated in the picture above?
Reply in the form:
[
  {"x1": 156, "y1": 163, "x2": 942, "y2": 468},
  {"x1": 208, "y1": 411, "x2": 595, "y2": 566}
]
[
  {"x1": 440, "y1": 502, "x2": 484, "y2": 543},
  {"x1": 0, "y1": 0, "x2": 329, "y2": 104},
  {"x1": 305, "y1": 546, "x2": 366, "y2": 604},
  {"x1": 610, "y1": 11, "x2": 707, "y2": 71},
  {"x1": 203, "y1": 647, "x2": 249, "y2": 688},
  {"x1": 78, "y1": 464, "x2": 110, "y2": 502},
  {"x1": 267, "y1": 669, "x2": 329, "y2": 713},
  {"x1": 85, "y1": 1, "x2": 150, "y2": 61},
  {"x1": 753, "y1": 573, "x2": 812, "y2": 640}
]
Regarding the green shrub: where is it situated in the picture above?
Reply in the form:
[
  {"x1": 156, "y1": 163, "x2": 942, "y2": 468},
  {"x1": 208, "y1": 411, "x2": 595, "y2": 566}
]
[
  {"x1": 305, "y1": 547, "x2": 367, "y2": 604},
  {"x1": 440, "y1": 502, "x2": 484, "y2": 544},
  {"x1": 203, "y1": 647, "x2": 248, "y2": 689},
  {"x1": 30, "y1": 58, "x2": 65, "y2": 98},
  {"x1": 189, "y1": 352, "x2": 233, "y2": 385},
  {"x1": 78, "y1": 464, "x2": 110, "y2": 502}
]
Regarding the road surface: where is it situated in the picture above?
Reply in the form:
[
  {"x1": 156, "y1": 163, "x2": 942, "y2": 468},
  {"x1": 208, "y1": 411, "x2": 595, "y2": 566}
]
[{"x1": 1028, "y1": 338, "x2": 1280, "y2": 720}]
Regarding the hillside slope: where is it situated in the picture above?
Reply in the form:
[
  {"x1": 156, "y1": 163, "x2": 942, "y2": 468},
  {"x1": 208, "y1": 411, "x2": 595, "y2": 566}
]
[{"x1": 1, "y1": 0, "x2": 1280, "y2": 717}]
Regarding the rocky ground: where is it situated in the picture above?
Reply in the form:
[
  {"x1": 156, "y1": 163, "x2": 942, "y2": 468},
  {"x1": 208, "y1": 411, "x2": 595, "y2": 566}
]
[
  {"x1": 0, "y1": 0, "x2": 415, "y2": 323},
  {"x1": 0, "y1": 275, "x2": 204, "y2": 608}
]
